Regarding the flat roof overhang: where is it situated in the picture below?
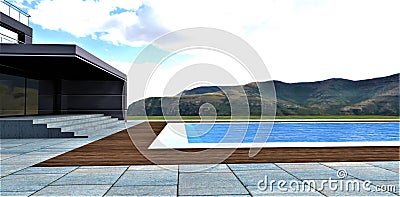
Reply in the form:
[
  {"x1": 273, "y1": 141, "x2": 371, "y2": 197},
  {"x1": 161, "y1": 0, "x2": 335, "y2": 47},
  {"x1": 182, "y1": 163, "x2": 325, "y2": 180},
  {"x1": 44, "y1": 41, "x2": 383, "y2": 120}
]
[{"x1": 0, "y1": 44, "x2": 126, "y2": 81}]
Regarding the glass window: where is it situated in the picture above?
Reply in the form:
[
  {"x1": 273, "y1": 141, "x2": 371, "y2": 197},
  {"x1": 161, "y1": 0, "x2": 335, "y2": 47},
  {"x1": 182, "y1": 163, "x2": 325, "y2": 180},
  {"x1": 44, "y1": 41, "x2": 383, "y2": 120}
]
[
  {"x1": 0, "y1": 73, "x2": 55, "y2": 116},
  {"x1": 0, "y1": 73, "x2": 26, "y2": 116},
  {"x1": 26, "y1": 78, "x2": 39, "y2": 115}
]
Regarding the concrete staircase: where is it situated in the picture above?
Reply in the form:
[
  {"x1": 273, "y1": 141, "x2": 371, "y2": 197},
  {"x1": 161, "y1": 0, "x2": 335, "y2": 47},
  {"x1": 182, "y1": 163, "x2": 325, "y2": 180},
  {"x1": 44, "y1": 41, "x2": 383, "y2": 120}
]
[{"x1": 0, "y1": 114, "x2": 127, "y2": 139}]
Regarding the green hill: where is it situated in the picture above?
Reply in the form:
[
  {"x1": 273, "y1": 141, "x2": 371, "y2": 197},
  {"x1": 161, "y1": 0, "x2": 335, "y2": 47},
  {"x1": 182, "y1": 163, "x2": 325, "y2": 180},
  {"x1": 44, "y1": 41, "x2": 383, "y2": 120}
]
[{"x1": 128, "y1": 74, "x2": 399, "y2": 116}]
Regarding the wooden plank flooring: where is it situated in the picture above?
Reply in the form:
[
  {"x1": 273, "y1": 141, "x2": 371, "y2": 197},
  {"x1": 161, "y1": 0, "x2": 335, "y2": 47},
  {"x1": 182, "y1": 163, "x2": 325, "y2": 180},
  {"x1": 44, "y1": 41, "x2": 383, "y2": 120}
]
[{"x1": 36, "y1": 122, "x2": 400, "y2": 166}]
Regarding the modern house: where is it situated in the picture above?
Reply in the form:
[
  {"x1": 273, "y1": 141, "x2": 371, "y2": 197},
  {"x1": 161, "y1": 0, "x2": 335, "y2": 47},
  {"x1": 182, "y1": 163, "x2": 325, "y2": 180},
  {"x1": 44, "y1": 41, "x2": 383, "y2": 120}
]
[{"x1": 0, "y1": 1, "x2": 127, "y2": 138}]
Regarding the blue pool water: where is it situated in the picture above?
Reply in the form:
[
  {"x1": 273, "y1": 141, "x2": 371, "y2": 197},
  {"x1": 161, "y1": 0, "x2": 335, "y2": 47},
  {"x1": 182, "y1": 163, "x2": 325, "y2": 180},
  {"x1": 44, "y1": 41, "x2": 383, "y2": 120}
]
[{"x1": 185, "y1": 122, "x2": 400, "y2": 143}]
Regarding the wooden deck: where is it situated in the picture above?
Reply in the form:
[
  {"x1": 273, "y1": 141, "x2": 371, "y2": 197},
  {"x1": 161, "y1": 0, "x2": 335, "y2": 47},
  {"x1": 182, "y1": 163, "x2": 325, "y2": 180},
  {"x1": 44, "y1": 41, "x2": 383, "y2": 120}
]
[{"x1": 36, "y1": 122, "x2": 400, "y2": 166}]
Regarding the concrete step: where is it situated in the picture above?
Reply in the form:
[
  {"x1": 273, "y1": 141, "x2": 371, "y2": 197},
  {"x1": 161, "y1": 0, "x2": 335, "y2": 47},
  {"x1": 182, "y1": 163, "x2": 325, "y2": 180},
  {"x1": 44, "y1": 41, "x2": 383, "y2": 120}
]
[
  {"x1": 33, "y1": 114, "x2": 104, "y2": 124},
  {"x1": 73, "y1": 121, "x2": 126, "y2": 137},
  {"x1": 59, "y1": 118, "x2": 119, "y2": 132},
  {"x1": 0, "y1": 114, "x2": 129, "y2": 139},
  {"x1": 46, "y1": 116, "x2": 112, "y2": 128}
]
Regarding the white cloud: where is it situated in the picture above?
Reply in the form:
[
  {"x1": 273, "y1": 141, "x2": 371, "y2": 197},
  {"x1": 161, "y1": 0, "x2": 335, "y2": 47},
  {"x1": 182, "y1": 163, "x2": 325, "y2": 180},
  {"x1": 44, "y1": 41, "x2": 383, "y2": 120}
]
[
  {"x1": 105, "y1": 60, "x2": 132, "y2": 74},
  {"x1": 23, "y1": 0, "x2": 400, "y2": 84},
  {"x1": 144, "y1": 49, "x2": 257, "y2": 97},
  {"x1": 144, "y1": 0, "x2": 400, "y2": 82},
  {"x1": 28, "y1": 0, "x2": 168, "y2": 46}
]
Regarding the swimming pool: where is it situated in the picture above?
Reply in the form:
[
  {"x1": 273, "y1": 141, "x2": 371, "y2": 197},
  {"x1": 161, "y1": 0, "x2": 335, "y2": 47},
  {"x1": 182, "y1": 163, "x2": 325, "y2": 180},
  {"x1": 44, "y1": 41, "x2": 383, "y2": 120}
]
[
  {"x1": 185, "y1": 122, "x2": 400, "y2": 143},
  {"x1": 149, "y1": 122, "x2": 400, "y2": 149}
]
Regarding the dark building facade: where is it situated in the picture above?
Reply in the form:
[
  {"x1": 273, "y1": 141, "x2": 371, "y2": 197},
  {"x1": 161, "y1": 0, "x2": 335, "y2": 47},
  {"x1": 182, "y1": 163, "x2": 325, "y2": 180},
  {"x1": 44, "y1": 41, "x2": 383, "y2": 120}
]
[{"x1": 0, "y1": 1, "x2": 126, "y2": 120}]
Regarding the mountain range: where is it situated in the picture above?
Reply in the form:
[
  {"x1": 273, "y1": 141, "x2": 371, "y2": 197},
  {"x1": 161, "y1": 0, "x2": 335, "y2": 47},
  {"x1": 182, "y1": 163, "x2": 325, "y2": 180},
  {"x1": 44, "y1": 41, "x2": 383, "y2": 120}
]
[{"x1": 128, "y1": 73, "x2": 399, "y2": 116}]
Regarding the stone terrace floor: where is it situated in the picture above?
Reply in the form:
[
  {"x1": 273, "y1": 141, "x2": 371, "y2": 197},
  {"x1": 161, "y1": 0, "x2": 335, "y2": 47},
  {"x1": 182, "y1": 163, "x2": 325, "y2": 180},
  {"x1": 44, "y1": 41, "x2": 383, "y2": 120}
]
[
  {"x1": 0, "y1": 162, "x2": 399, "y2": 196},
  {"x1": 1, "y1": 121, "x2": 399, "y2": 196}
]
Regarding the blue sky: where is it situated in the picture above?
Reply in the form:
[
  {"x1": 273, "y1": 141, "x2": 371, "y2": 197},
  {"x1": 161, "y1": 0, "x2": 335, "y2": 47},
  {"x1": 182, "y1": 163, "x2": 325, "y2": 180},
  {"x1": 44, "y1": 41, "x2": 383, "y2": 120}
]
[{"x1": 7, "y1": 0, "x2": 400, "y2": 98}]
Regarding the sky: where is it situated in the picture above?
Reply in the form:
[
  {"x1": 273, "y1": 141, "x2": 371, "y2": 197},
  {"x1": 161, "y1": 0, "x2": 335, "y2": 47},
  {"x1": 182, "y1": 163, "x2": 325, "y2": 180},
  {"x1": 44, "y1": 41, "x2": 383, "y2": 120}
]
[{"x1": 8, "y1": 0, "x2": 400, "y2": 99}]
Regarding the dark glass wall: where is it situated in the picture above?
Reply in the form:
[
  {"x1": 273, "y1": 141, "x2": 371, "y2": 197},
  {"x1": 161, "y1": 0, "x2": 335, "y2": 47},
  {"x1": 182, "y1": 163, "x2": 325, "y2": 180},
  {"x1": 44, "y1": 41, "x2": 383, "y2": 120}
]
[
  {"x1": 0, "y1": 71, "x2": 125, "y2": 119},
  {"x1": 38, "y1": 80, "x2": 56, "y2": 115},
  {"x1": 59, "y1": 80, "x2": 125, "y2": 119},
  {"x1": 26, "y1": 78, "x2": 39, "y2": 115},
  {"x1": 0, "y1": 73, "x2": 26, "y2": 116},
  {"x1": 0, "y1": 73, "x2": 56, "y2": 117}
]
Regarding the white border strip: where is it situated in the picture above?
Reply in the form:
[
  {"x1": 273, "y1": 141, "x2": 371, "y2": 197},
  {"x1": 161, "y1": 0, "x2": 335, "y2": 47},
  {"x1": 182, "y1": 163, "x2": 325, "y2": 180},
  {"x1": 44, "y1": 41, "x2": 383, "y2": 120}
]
[{"x1": 148, "y1": 123, "x2": 400, "y2": 149}]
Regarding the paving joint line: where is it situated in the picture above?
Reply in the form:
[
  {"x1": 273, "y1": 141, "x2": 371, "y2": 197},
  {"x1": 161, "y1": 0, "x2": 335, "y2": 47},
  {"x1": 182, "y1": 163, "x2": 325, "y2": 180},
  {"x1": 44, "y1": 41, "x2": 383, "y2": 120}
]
[
  {"x1": 366, "y1": 161, "x2": 400, "y2": 173},
  {"x1": 319, "y1": 162, "x2": 366, "y2": 180},
  {"x1": 177, "y1": 164, "x2": 180, "y2": 196},
  {"x1": 319, "y1": 162, "x2": 400, "y2": 196},
  {"x1": 273, "y1": 163, "x2": 327, "y2": 196},
  {"x1": 0, "y1": 143, "x2": 53, "y2": 162},
  {"x1": 27, "y1": 165, "x2": 79, "y2": 196},
  {"x1": 0, "y1": 153, "x2": 67, "y2": 178},
  {"x1": 102, "y1": 165, "x2": 130, "y2": 196},
  {"x1": 226, "y1": 164, "x2": 252, "y2": 196},
  {"x1": 1, "y1": 138, "x2": 75, "y2": 164}
]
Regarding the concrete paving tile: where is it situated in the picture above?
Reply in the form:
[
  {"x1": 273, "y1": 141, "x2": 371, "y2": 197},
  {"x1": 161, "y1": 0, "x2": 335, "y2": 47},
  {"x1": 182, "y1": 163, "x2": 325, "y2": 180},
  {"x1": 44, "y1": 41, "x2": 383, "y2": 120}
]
[
  {"x1": 0, "y1": 154, "x2": 19, "y2": 160},
  {"x1": 105, "y1": 185, "x2": 177, "y2": 196},
  {"x1": 366, "y1": 161, "x2": 400, "y2": 171},
  {"x1": 0, "y1": 165, "x2": 28, "y2": 177},
  {"x1": 318, "y1": 184, "x2": 398, "y2": 196},
  {"x1": 7, "y1": 156, "x2": 56, "y2": 164},
  {"x1": 179, "y1": 186, "x2": 249, "y2": 196},
  {"x1": 51, "y1": 173, "x2": 120, "y2": 185},
  {"x1": 0, "y1": 148, "x2": 33, "y2": 154},
  {"x1": 38, "y1": 139, "x2": 72, "y2": 144},
  {"x1": 15, "y1": 167, "x2": 78, "y2": 175},
  {"x1": 23, "y1": 151, "x2": 60, "y2": 156},
  {"x1": 79, "y1": 166, "x2": 129, "y2": 169},
  {"x1": 32, "y1": 148, "x2": 71, "y2": 153},
  {"x1": 11, "y1": 144, "x2": 50, "y2": 150},
  {"x1": 115, "y1": 170, "x2": 177, "y2": 186},
  {"x1": 128, "y1": 165, "x2": 178, "y2": 171},
  {"x1": 247, "y1": 186, "x2": 324, "y2": 196},
  {"x1": 46, "y1": 141, "x2": 90, "y2": 149},
  {"x1": 0, "y1": 191, "x2": 36, "y2": 196},
  {"x1": 2, "y1": 154, "x2": 44, "y2": 160},
  {"x1": 1, "y1": 139, "x2": 43, "y2": 148},
  {"x1": 45, "y1": 144, "x2": 84, "y2": 149},
  {"x1": 179, "y1": 196, "x2": 251, "y2": 197},
  {"x1": 276, "y1": 163, "x2": 332, "y2": 171},
  {"x1": 276, "y1": 163, "x2": 321, "y2": 166},
  {"x1": 0, "y1": 144, "x2": 22, "y2": 149},
  {"x1": 322, "y1": 162, "x2": 373, "y2": 167},
  {"x1": 179, "y1": 164, "x2": 230, "y2": 173},
  {"x1": 51, "y1": 167, "x2": 127, "y2": 185},
  {"x1": 370, "y1": 180, "x2": 400, "y2": 186},
  {"x1": 233, "y1": 170, "x2": 298, "y2": 186},
  {"x1": 288, "y1": 169, "x2": 352, "y2": 180},
  {"x1": 76, "y1": 166, "x2": 129, "y2": 172},
  {"x1": 32, "y1": 185, "x2": 111, "y2": 196},
  {"x1": 1, "y1": 156, "x2": 44, "y2": 166},
  {"x1": 7, "y1": 141, "x2": 53, "y2": 147},
  {"x1": 228, "y1": 163, "x2": 280, "y2": 171},
  {"x1": 0, "y1": 174, "x2": 64, "y2": 192},
  {"x1": 15, "y1": 155, "x2": 59, "y2": 162},
  {"x1": 369, "y1": 180, "x2": 400, "y2": 195},
  {"x1": 179, "y1": 172, "x2": 243, "y2": 189},
  {"x1": 341, "y1": 167, "x2": 399, "y2": 181}
]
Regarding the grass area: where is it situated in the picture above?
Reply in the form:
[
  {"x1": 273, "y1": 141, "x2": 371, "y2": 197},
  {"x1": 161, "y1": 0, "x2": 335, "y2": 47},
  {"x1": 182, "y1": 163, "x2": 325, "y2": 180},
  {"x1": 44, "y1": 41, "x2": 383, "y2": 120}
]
[{"x1": 128, "y1": 115, "x2": 399, "y2": 120}]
